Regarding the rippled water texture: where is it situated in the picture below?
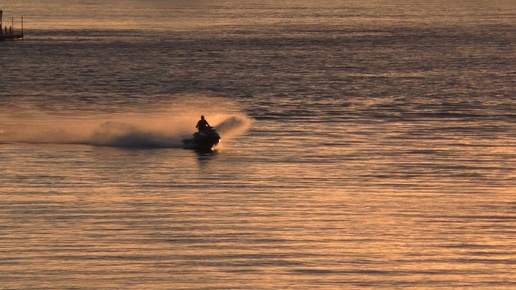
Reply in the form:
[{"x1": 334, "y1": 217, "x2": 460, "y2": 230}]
[{"x1": 0, "y1": 0, "x2": 515, "y2": 289}]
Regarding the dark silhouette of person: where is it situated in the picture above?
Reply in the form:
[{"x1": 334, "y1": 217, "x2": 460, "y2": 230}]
[{"x1": 196, "y1": 115, "x2": 211, "y2": 132}]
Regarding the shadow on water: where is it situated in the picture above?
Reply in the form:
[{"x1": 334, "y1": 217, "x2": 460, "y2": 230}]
[{"x1": 193, "y1": 148, "x2": 219, "y2": 163}]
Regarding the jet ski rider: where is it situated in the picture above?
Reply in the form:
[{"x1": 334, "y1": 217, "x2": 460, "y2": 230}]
[{"x1": 196, "y1": 115, "x2": 211, "y2": 133}]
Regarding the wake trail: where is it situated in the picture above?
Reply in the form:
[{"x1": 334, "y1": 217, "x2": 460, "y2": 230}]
[{"x1": 0, "y1": 97, "x2": 253, "y2": 148}]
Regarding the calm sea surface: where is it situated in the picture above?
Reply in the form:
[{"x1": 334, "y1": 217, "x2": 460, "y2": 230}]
[{"x1": 1, "y1": 1, "x2": 515, "y2": 289}]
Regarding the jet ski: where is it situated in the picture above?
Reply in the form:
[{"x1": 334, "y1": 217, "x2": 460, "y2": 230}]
[{"x1": 182, "y1": 126, "x2": 221, "y2": 150}]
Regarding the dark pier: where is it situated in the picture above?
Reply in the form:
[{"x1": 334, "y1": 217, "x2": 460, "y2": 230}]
[{"x1": 0, "y1": 9, "x2": 24, "y2": 41}]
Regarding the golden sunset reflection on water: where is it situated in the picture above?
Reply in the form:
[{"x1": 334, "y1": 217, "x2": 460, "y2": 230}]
[
  {"x1": 1, "y1": 139, "x2": 514, "y2": 288},
  {"x1": 1, "y1": 0, "x2": 515, "y2": 288}
]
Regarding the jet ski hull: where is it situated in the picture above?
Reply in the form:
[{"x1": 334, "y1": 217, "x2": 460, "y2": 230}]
[{"x1": 182, "y1": 128, "x2": 221, "y2": 150}]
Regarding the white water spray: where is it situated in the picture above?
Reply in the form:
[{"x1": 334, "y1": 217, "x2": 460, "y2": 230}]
[{"x1": 0, "y1": 95, "x2": 253, "y2": 148}]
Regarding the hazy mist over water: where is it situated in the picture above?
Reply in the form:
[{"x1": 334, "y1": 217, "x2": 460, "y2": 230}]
[{"x1": 0, "y1": 0, "x2": 515, "y2": 289}]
